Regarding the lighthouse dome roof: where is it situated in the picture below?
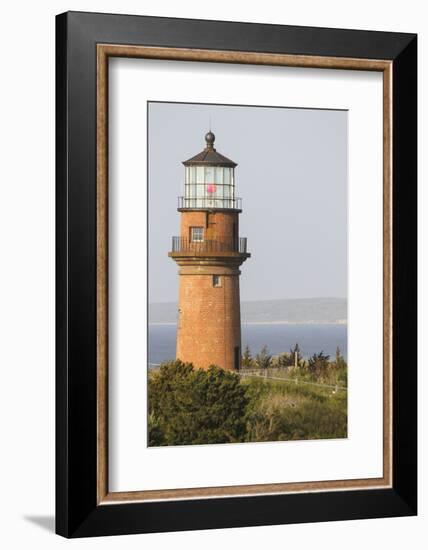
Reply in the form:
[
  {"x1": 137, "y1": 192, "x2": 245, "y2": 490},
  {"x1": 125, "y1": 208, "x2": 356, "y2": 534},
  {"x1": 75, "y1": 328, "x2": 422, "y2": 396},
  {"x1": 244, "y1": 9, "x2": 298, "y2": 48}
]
[{"x1": 183, "y1": 131, "x2": 237, "y2": 167}]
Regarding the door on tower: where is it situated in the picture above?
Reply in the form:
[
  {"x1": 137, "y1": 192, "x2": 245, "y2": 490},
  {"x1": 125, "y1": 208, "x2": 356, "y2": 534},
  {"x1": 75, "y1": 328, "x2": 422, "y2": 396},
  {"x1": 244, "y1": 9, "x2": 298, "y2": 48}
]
[{"x1": 234, "y1": 346, "x2": 240, "y2": 371}]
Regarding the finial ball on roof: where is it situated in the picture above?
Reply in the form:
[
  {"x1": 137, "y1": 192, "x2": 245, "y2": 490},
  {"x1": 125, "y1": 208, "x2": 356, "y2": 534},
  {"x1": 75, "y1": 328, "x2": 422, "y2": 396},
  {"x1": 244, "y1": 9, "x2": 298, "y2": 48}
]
[{"x1": 205, "y1": 131, "x2": 215, "y2": 146}]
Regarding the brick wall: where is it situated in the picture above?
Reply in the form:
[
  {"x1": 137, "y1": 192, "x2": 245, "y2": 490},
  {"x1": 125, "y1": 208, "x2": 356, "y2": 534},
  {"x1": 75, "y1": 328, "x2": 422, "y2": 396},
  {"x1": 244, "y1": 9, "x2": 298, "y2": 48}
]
[
  {"x1": 180, "y1": 210, "x2": 239, "y2": 242},
  {"x1": 173, "y1": 209, "x2": 245, "y2": 371},
  {"x1": 176, "y1": 269, "x2": 241, "y2": 370}
]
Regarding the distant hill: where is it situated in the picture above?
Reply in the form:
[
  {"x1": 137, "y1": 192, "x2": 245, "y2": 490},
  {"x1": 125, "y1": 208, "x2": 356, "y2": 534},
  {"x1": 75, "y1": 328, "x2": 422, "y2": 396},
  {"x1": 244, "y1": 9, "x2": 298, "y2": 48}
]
[{"x1": 149, "y1": 298, "x2": 347, "y2": 325}]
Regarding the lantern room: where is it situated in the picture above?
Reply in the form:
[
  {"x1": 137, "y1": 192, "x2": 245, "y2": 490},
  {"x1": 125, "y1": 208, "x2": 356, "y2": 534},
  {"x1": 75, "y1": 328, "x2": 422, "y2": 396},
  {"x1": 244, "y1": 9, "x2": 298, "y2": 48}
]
[{"x1": 179, "y1": 131, "x2": 241, "y2": 210}]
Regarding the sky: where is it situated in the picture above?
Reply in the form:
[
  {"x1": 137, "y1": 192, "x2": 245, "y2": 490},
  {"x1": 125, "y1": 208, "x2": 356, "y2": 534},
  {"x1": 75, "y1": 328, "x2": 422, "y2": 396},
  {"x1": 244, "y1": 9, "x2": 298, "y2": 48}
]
[{"x1": 148, "y1": 102, "x2": 347, "y2": 303}]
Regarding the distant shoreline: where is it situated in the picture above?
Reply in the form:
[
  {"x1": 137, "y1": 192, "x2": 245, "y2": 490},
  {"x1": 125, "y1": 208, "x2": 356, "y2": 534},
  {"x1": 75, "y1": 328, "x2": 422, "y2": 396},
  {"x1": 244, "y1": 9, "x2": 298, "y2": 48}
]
[
  {"x1": 149, "y1": 320, "x2": 347, "y2": 326},
  {"x1": 149, "y1": 298, "x2": 347, "y2": 326}
]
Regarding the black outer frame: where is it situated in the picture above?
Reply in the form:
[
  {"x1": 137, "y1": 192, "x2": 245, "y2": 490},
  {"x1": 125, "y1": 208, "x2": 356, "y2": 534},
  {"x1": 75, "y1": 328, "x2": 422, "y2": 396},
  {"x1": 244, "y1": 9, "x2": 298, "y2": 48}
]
[{"x1": 56, "y1": 11, "x2": 417, "y2": 538}]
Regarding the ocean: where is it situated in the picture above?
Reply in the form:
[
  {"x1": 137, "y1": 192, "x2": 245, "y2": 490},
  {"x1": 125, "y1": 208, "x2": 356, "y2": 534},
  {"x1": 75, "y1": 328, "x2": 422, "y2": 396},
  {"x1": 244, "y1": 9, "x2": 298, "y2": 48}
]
[{"x1": 148, "y1": 323, "x2": 347, "y2": 367}]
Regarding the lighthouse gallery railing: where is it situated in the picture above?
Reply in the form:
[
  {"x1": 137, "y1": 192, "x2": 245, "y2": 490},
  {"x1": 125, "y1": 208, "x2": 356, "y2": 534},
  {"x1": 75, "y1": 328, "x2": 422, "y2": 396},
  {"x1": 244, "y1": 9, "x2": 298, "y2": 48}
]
[
  {"x1": 171, "y1": 236, "x2": 248, "y2": 254},
  {"x1": 178, "y1": 196, "x2": 242, "y2": 210}
]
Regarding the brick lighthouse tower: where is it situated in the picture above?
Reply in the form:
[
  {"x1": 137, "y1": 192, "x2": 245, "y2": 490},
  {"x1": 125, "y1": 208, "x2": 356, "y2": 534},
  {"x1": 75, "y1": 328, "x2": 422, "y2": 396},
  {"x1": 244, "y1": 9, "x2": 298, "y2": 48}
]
[{"x1": 169, "y1": 131, "x2": 250, "y2": 371}]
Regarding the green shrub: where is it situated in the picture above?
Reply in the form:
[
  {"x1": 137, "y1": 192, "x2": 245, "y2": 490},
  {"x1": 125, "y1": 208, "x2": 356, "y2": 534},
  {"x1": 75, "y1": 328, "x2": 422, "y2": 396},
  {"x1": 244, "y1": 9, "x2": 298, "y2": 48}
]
[
  {"x1": 254, "y1": 345, "x2": 272, "y2": 369},
  {"x1": 148, "y1": 361, "x2": 249, "y2": 446}
]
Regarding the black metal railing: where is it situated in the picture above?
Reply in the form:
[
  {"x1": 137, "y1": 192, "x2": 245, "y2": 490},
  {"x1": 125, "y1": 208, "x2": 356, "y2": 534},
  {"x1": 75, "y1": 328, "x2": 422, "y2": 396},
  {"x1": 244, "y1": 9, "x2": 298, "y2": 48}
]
[
  {"x1": 171, "y1": 236, "x2": 248, "y2": 254},
  {"x1": 178, "y1": 196, "x2": 242, "y2": 210}
]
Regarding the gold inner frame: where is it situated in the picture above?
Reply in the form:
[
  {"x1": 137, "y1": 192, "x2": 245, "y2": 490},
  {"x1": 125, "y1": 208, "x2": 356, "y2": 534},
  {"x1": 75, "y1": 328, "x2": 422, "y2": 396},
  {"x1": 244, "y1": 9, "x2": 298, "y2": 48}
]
[{"x1": 96, "y1": 44, "x2": 393, "y2": 504}]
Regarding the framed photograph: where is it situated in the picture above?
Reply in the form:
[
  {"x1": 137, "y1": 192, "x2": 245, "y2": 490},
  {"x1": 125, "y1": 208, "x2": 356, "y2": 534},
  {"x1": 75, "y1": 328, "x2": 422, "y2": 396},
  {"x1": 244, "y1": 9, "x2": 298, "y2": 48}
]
[{"x1": 56, "y1": 11, "x2": 417, "y2": 537}]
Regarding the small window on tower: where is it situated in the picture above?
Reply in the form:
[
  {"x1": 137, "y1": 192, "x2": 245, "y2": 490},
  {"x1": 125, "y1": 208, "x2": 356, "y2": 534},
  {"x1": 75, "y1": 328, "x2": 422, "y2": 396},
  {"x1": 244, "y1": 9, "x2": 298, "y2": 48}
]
[
  {"x1": 213, "y1": 275, "x2": 221, "y2": 287},
  {"x1": 190, "y1": 227, "x2": 204, "y2": 242}
]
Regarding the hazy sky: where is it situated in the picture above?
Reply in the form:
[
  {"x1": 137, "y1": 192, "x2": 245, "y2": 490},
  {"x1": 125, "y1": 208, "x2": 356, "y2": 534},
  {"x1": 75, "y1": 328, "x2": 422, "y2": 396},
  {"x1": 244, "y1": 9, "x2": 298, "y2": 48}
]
[{"x1": 148, "y1": 102, "x2": 347, "y2": 303}]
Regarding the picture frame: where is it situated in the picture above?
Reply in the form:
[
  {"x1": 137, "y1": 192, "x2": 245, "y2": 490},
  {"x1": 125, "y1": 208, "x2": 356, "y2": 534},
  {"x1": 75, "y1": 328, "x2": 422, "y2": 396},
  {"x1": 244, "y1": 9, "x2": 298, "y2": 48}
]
[{"x1": 56, "y1": 11, "x2": 417, "y2": 538}]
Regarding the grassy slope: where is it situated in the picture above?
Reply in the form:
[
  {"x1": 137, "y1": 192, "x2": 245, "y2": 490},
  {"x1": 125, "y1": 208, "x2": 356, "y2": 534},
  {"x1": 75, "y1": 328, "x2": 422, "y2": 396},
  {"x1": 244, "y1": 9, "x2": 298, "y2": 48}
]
[{"x1": 242, "y1": 376, "x2": 347, "y2": 442}]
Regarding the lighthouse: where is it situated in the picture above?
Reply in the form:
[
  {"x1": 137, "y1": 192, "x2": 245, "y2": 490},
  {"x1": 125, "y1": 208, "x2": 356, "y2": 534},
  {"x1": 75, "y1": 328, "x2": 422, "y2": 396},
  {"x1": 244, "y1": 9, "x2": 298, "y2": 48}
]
[{"x1": 168, "y1": 131, "x2": 250, "y2": 371}]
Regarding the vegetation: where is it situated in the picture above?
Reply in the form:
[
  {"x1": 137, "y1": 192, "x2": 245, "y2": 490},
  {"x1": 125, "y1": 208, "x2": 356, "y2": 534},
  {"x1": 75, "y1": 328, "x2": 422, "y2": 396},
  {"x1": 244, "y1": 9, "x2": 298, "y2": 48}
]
[
  {"x1": 254, "y1": 345, "x2": 273, "y2": 369},
  {"x1": 307, "y1": 351, "x2": 330, "y2": 376},
  {"x1": 148, "y1": 347, "x2": 348, "y2": 446},
  {"x1": 276, "y1": 343, "x2": 303, "y2": 368},
  {"x1": 241, "y1": 344, "x2": 254, "y2": 368},
  {"x1": 243, "y1": 377, "x2": 347, "y2": 442},
  {"x1": 148, "y1": 361, "x2": 249, "y2": 446}
]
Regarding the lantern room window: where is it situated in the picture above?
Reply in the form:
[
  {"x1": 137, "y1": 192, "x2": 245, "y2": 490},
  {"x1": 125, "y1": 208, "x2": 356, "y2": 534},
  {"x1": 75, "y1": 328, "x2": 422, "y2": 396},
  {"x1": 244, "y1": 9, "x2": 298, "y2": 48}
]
[
  {"x1": 181, "y1": 132, "x2": 239, "y2": 209},
  {"x1": 184, "y1": 166, "x2": 235, "y2": 209}
]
